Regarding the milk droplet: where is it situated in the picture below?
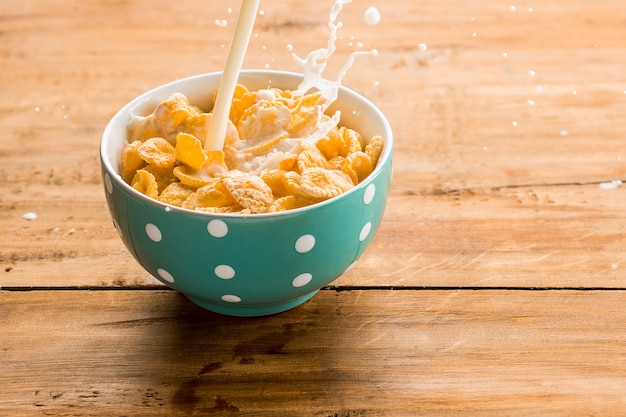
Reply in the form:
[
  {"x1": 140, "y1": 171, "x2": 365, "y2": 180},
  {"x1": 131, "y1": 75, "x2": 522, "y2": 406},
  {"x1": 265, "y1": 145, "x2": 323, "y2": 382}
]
[
  {"x1": 527, "y1": 99, "x2": 535, "y2": 106},
  {"x1": 364, "y1": 7, "x2": 381, "y2": 25},
  {"x1": 572, "y1": 89, "x2": 577, "y2": 95},
  {"x1": 34, "y1": 107, "x2": 40, "y2": 113},
  {"x1": 418, "y1": 43, "x2": 428, "y2": 52},
  {"x1": 258, "y1": 10, "x2": 265, "y2": 16},
  {"x1": 227, "y1": 7, "x2": 232, "y2": 14},
  {"x1": 599, "y1": 180, "x2": 622, "y2": 190},
  {"x1": 536, "y1": 85, "x2": 543, "y2": 93},
  {"x1": 528, "y1": 70, "x2": 536, "y2": 77},
  {"x1": 22, "y1": 212, "x2": 37, "y2": 221},
  {"x1": 510, "y1": 5, "x2": 517, "y2": 11},
  {"x1": 560, "y1": 129, "x2": 568, "y2": 136},
  {"x1": 612, "y1": 263, "x2": 618, "y2": 270},
  {"x1": 472, "y1": 32, "x2": 477, "y2": 37},
  {"x1": 286, "y1": 43, "x2": 293, "y2": 51},
  {"x1": 512, "y1": 121, "x2": 518, "y2": 127},
  {"x1": 502, "y1": 52, "x2": 509, "y2": 58},
  {"x1": 528, "y1": 7, "x2": 533, "y2": 12}
]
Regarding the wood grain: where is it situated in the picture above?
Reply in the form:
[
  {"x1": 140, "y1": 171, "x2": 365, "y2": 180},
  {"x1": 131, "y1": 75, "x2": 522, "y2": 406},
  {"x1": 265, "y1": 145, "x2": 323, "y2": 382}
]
[
  {"x1": 2, "y1": 289, "x2": 626, "y2": 416},
  {"x1": 1, "y1": 0, "x2": 624, "y2": 289},
  {"x1": 1, "y1": 0, "x2": 626, "y2": 415}
]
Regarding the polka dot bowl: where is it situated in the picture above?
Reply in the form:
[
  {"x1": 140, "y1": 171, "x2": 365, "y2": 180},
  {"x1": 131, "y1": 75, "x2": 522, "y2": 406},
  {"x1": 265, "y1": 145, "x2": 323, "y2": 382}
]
[{"x1": 100, "y1": 70, "x2": 393, "y2": 316}]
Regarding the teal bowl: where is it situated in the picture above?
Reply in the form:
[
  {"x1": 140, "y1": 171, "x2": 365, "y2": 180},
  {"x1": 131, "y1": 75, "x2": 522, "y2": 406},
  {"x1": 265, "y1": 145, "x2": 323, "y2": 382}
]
[{"x1": 100, "y1": 70, "x2": 393, "y2": 316}]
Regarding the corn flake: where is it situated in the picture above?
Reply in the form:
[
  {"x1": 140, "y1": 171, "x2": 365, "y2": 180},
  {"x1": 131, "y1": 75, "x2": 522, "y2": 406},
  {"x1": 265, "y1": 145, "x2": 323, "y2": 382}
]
[
  {"x1": 175, "y1": 132, "x2": 207, "y2": 170},
  {"x1": 269, "y1": 195, "x2": 319, "y2": 212},
  {"x1": 137, "y1": 137, "x2": 176, "y2": 168},
  {"x1": 261, "y1": 169, "x2": 290, "y2": 197},
  {"x1": 143, "y1": 164, "x2": 177, "y2": 193},
  {"x1": 130, "y1": 169, "x2": 159, "y2": 200},
  {"x1": 298, "y1": 167, "x2": 354, "y2": 200},
  {"x1": 183, "y1": 180, "x2": 235, "y2": 210},
  {"x1": 365, "y1": 135, "x2": 384, "y2": 167},
  {"x1": 296, "y1": 141, "x2": 331, "y2": 172},
  {"x1": 159, "y1": 182, "x2": 195, "y2": 206},
  {"x1": 221, "y1": 170, "x2": 274, "y2": 213},
  {"x1": 316, "y1": 126, "x2": 349, "y2": 159},
  {"x1": 173, "y1": 165, "x2": 216, "y2": 188},
  {"x1": 122, "y1": 140, "x2": 146, "y2": 183},
  {"x1": 341, "y1": 151, "x2": 373, "y2": 185}
]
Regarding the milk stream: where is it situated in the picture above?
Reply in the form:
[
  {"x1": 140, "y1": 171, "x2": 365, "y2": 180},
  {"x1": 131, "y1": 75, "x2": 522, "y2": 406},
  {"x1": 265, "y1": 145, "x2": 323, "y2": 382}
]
[{"x1": 205, "y1": 0, "x2": 260, "y2": 152}]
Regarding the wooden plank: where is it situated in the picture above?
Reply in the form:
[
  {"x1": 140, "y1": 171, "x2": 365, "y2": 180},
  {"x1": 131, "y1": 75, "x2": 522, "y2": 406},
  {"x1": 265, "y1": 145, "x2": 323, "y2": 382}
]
[
  {"x1": 2, "y1": 289, "x2": 626, "y2": 415},
  {"x1": 1, "y1": 0, "x2": 625, "y2": 289},
  {"x1": 2, "y1": 183, "x2": 624, "y2": 288}
]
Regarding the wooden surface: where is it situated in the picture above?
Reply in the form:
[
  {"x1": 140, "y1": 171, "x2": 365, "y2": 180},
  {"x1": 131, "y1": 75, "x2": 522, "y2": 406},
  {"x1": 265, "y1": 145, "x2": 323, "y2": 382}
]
[{"x1": 1, "y1": 0, "x2": 625, "y2": 415}]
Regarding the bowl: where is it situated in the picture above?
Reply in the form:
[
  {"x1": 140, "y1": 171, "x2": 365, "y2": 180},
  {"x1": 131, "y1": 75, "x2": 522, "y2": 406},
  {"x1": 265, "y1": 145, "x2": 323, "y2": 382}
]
[{"x1": 100, "y1": 70, "x2": 393, "y2": 316}]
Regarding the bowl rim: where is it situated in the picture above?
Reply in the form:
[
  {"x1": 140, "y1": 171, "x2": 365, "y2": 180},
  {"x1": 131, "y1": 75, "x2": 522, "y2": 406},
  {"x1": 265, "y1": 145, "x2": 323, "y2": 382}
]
[{"x1": 100, "y1": 69, "x2": 393, "y2": 218}]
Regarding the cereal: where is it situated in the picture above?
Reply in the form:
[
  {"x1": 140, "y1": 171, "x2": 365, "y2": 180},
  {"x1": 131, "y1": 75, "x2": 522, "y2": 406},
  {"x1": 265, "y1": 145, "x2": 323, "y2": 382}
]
[
  {"x1": 159, "y1": 182, "x2": 195, "y2": 206},
  {"x1": 122, "y1": 140, "x2": 145, "y2": 183},
  {"x1": 121, "y1": 85, "x2": 384, "y2": 214},
  {"x1": 342, "y1": 127, "x2": 364, "y2": 154},
  {"x1": 130, "y1": 169, "x2": 159, "y2": 199},
  {"x1": 287, "y1": 91, "x2": 325, "y2": 137},
  {"x1": 365, "y1": 135, "x2": 384, "y2": 167},
  {"x1": 296, "y1": 141, "x2": 331, "y2": 172},
  {"x1": 143, "y1": 164, "x2": 177, "y2": 193},
  {"x1": 175, "y1": 132, "x2": 207, "y2": 170},
  {"x1": 221, "y1": 170, "x2": 274, "y2": 213},
  {"x1": 269, "y1": 195, "x2": 318, "y2": 212},
  {"x1": 298, "y1": 167, "x2": 354, "y2": 200},
  {"x1": 261, "y1": 169, "x2": 291, "y2": 197},
  {"x1": 173, "y1": 165, "x2": 218, "y2": 189},
  {"x1": 182, "y1": 179, "x2": 235, "y2": 210},
  {"x1": 128, "y1": 93, "x2": 200, "y2": 143},
  {"x1": 316, "y1": 126, "x2": 348, "y2": 160},
  {"x1": 341, "y1": 151, "x2": 373, "y2": 185},
  {"x1": 237, "y1": 100, "x2": 291, "y2": 143},
  {"x1": 137, "y1": 137, "x2": 176, "y2": 168}
]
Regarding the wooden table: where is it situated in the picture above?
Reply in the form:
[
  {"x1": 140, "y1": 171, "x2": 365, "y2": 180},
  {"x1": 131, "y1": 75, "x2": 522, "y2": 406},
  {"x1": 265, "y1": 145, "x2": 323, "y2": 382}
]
[{"x1": 2, "y1": 0, "x2": 625, "y2": 415}]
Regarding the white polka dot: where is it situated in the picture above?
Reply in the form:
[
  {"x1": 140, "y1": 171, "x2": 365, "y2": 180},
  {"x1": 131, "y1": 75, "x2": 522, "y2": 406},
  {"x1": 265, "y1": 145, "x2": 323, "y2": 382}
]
[
  {"x1": 104, "y1": 173, "x2": 113, "y2": 194},
  {"x1": 145, "y1": 223, "x2": 162, "y2": 242},
  {"x1": 359, "y1": 222, "x2": 372, "y2": 242},
  {"x1": 295, "y1": 234, "x2": 315, "y2": 253},
  {"x1": 221, "y1": 294, "x2": 241, "y2": 303},
  {"x1": 215, "y1": 264, "x2": 235, "y2": 280},
  {"x1": 157, "y1": 268, "x2": 175, "y2": 283},
  {"x1": 363, "y1": 184, "x2": 376, "y2": 205},
  {"x1": 292, "y1": 273, "x2": 313, "y2": 288},
  {"x1": 207, "y1": 219, "x2": 228, "y2": 238}
]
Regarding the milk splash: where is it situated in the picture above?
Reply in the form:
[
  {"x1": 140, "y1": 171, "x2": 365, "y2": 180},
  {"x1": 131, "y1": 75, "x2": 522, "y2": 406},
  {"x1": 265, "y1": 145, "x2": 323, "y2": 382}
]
[
  {"x1": 240, "y1": 0, "x2": 379, "y2": 174},
  {"x1": 293, "y1": 0, "x2": 378, "y2": 112}
]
